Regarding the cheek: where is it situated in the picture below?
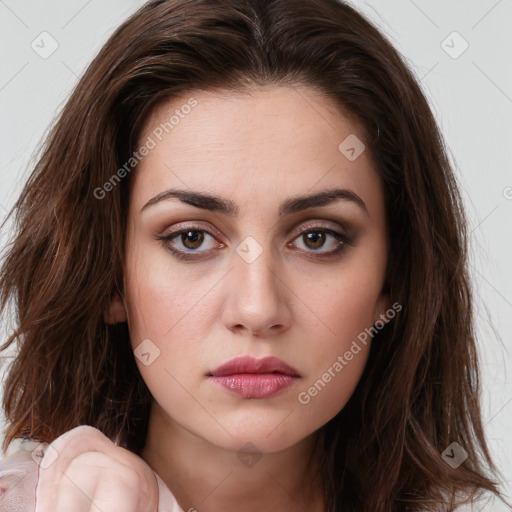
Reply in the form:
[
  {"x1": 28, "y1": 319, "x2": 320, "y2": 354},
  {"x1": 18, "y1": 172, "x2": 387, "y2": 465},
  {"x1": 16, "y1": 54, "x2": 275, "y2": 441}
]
[
  {"x1": 291, "y1": 314, "x2": 372, "y2": 439},
  {"x1": 124, "y1": 261, "x2": 212, "y2": 438},
  {"x1": 295, "y1": 352, "x2": 369, "y2": 440},
  {"x1": 123, "y1": 246, "x2": 220, "y2": 415},
  {"x1": 289, "y1": 260, "x2": 384, "y2": 424},
  {"x1": 293, "y1": 255, "x2": 385, "y2": 351},
  {"x1": 124, "y1": 241, "x2": 214, "y2": 346}
]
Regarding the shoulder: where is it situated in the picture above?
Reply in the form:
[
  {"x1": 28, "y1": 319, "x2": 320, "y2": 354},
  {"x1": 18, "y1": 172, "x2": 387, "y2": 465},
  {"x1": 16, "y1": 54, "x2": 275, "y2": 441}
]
[{"x1": 0, "y1": 440, "x2": 42, "y2": 512}]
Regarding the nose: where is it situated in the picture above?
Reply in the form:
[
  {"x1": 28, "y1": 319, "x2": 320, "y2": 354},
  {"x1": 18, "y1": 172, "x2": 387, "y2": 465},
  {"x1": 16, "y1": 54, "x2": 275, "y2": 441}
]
[{"x1": 220, "y1": 239, "x2": 292, "y2": 338}]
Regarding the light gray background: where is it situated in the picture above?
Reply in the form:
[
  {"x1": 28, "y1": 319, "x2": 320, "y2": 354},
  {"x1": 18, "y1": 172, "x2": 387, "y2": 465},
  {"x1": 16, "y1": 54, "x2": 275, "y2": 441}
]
[{"x1": 0, "y1": 0, "x2": 511, "y2": 504}]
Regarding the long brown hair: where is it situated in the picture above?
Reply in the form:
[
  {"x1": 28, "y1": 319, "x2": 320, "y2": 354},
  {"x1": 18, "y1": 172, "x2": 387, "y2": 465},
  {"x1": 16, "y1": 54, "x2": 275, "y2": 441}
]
[{"x1": 0, "y1": 0, "x2": 504, "y2": 510}]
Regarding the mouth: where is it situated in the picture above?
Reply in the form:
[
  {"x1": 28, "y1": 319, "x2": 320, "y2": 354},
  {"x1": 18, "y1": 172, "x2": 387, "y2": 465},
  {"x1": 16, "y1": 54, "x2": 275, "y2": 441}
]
[
  {"x1": 207, "y1": 356, "x2": 301, "y2": 399},
  {"x1": 208, "y1": 355, "x2": 300, "y2": 378}
]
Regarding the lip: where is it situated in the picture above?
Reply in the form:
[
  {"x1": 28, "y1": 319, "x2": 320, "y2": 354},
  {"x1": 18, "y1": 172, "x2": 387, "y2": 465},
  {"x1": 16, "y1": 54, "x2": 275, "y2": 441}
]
[
  {"x1": 207, "y1": 356, "x2": 301, "y2": 399},
  {"x1": 209, "y1": 356, "x2": 300, "y2": 377}
]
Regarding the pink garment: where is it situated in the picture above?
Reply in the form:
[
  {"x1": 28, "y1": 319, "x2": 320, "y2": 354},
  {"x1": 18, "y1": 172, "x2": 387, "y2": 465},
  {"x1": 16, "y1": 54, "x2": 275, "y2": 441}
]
[{"x1": 0, "y1": 428, "x2": 184, "y2": 512}]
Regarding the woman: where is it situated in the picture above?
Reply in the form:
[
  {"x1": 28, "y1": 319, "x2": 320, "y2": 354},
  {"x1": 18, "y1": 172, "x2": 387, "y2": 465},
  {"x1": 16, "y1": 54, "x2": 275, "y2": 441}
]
[{"x1": 0, "y1": 0, "x2": 506, "y2": 510}]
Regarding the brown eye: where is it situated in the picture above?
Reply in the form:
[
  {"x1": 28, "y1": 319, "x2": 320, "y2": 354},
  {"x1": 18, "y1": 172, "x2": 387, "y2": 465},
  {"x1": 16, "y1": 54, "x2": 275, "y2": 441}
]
[
  {"x1": 302, "y1": 231, "x2": 326, "y2": 250},
  {"x1": 155, "y1": 226, "x2": 223, "y2": 260},
  {"x1": 292, "y1": 227, "x2": 349, "y2": 255},
  {"x1": 180, "y1": 230, "x2": 205, "y2": 250}
]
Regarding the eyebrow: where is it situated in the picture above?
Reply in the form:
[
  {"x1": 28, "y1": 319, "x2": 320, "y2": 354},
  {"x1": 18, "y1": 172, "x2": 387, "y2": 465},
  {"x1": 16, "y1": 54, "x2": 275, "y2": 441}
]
[{"x1": 141, "y1": 187, "x2": 368, "y2": 218}]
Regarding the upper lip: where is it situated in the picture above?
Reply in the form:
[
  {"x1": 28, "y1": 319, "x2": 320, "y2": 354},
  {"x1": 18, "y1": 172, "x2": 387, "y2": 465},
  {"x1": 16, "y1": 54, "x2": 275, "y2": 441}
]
[{"x1": 208, "y1": 356, "x2": 300, "y2": 377}]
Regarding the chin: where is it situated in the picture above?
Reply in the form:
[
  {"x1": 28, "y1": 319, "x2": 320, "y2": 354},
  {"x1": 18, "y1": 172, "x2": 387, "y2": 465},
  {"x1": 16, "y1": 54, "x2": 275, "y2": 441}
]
[{"x1": 204, "y1": 413, "x2": 312, "y2": 454}]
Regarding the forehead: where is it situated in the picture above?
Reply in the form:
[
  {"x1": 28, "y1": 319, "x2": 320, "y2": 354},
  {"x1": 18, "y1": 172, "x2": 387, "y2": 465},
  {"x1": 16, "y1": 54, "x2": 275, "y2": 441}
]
[{"x1": 130, "y1": 85, "x2": 383, "y2": 217}]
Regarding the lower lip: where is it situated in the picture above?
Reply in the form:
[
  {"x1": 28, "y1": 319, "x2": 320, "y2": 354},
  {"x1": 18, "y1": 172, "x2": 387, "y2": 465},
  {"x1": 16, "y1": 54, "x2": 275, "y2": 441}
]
[{"x1": 209, "y1": 373, "x2": 297, "y2": 399}]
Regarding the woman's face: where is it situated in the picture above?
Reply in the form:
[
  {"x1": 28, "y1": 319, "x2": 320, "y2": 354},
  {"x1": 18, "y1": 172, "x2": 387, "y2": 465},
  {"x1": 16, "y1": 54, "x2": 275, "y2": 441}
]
[{"x1": 118, "y1": 85, "x2": 390, "y2": 453}]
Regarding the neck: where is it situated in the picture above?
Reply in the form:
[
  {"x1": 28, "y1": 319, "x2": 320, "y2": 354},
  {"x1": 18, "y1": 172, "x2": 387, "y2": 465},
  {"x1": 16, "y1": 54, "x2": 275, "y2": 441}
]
[{"x1": 141, "y1": 402, "x2": 326, "y2": 512}]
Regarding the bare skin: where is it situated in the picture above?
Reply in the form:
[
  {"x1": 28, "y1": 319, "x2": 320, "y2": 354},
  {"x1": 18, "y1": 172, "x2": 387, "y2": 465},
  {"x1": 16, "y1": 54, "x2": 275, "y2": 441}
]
[{"x1": 106, "y1": 84, "x2": 390, "y2": 511}]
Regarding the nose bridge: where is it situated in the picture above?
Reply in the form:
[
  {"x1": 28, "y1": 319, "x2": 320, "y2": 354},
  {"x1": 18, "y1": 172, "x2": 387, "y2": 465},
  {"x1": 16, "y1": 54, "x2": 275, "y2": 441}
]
[
  {"x1": 234, "y1": 234, "x2": 281, "y2": 303},
  {"x1": 222, "y1": 234, "x2": 291, "y2": 335}
]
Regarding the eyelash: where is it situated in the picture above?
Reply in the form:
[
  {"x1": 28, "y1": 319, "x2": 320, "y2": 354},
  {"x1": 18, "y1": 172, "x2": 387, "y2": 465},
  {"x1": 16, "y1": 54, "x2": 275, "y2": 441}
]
[{"x1": 154, "y1": 223, "x2": 352, "y2": 261}]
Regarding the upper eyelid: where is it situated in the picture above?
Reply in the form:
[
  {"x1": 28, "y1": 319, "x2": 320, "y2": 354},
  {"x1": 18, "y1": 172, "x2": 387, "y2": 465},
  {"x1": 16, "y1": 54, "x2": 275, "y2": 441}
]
[{"x1": 159, "y1": 221, "x2": 223, "y2": 240}]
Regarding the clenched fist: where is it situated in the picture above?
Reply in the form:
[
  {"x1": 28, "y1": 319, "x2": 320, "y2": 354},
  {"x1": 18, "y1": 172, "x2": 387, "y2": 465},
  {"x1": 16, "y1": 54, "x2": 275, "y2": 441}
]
[{"x1": 35, "y1": 425, "x2": 160, "y2": 512}]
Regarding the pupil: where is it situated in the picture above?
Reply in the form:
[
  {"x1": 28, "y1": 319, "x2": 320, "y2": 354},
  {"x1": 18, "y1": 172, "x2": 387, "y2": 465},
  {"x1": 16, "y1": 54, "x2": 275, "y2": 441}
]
[
  {"x1": 183, "y1": 230, "x2": 203, "y2": 249},
  {"x1": 305, "y1": 232, "x2": 325, "y2": 249}
]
